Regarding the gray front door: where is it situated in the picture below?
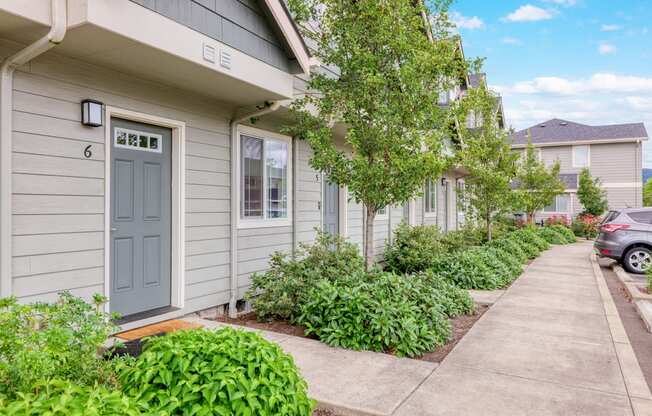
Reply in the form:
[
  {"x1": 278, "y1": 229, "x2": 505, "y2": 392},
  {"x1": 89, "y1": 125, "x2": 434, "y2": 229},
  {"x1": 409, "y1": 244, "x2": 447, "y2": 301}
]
[
  {"x1": 323, "y1": 179, "x2": 339, "y2": 235},
  {"x1": 110, "y1": 118, "x2": 172, "y2": 318}
]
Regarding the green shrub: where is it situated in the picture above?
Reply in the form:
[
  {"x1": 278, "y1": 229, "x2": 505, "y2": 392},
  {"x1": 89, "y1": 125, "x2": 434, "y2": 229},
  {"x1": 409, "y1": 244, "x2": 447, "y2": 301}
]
[
  {"x1": 484, "y1": 246, "x2": 523, "y2": 279},
  {"x1": 647, "y1": 268, "x2": 652, "y2": 292},
  {"x1": 384, "y1": 223, "x2": 444, "y2": 273},
  {"x1": 572, "y1": 214, "x2": 601, "y2": 239},
  {"x1": 428, "y1": 247, "x2": 510, "y2": 290},
  {"x1": 0, "y1": 380, "x2": 145, "y2": 416},
  {"x1": 246, "y1": 231, "x2": 365, "y2": 321},
  {"x1": 549, "y1": 224, "x2": 576, "y2": 243},
  {"x1": 439, "y1": 225, "x2": 485, "y2": 252},
  {"x1": 537, "y1": 227, "x2": 568, "y2": 245},
  {"x1": 511, "y1": 229, "x2": 548, "y2": 254},
  {"x1": 415, "y1": 271, "x2": 475, "y2": 317},
  {"x1": 117, "y1": 328, "x2": 314, "y2": 416},
  {"x1": 486, "y1": 238, "x2": 528, "y2": 264},
  {"x1": 298, "y1": 272, "x2": 454, "y2": 357},
  {"x1": 0, "y1": 293, "x2": 119, "y2": 398}
]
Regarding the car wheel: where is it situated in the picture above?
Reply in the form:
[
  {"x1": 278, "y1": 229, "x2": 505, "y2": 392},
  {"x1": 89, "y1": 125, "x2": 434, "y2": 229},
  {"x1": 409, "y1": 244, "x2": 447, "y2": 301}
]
[{"x1": 623, "y1": 246, "x2": 652, "y2": 274}]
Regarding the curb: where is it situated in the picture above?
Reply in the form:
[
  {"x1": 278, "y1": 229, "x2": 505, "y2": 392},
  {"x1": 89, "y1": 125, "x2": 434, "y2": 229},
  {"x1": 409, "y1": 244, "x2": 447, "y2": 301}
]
[
  {"x1": 590, "y1": 253, "x2": 652, "y2": 407},
  {"x1": 610, "y1": 263, "x2": 652, "y2": 334}
]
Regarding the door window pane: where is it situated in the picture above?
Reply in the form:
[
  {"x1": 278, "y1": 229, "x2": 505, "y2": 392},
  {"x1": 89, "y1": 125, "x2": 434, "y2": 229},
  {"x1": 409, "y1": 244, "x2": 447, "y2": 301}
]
[
  {"x1": 573, "y1": 145, "x2": 589, "y2": 168},
  {"x1": 266, "y1": 140, "x2": 288, "y2": 219},
  {"x1": 241, "y1": 135, "x2": 263, "y2": 218}
]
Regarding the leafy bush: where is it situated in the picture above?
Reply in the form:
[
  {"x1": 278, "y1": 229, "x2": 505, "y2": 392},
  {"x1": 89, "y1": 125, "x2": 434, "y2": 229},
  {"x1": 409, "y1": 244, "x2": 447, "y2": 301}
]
[
  {"x1": 117, "y1": 328, "x2": 314, "y2": 415},
  {"x1": 647, "y1": 267, "x2": 652, "y2": 292},
  {"x1": 428, "y1": 246, "x2": 514, "y2": 290},
  {"x1": 512, "y1": 228, "x2": 549, "y2": 251},
  {"x1": 549, "y1": 224, "x2": 576, "y2": 243},
  {"x1": 537, "y1": 227, "x2": 568, "y2": 245},
  {"x1": 439, "y1": 225, "x2": 485, "y2": 252},
  {"x1": 486, "y1": 238, "x2": 528, "y2": 264},
  {"x1": 0, "y1": 293, "x2": 119, "y2": 398},
  {"x1": 572, "y1": 214, "x2": 601, "y2": 239},
  {"x1": 0, "y1": 380, "x2": 145, "y2": 416},
  {"x1": 484, "y1": 246, "x2": 523, "y2": 278},
  {"x1": 545, "y1": 215, "x2": 570, "y2": 227},
  {"x1": 415, "y1": 271, "x2": 475, "y2": 317},
  {"x1": 384, "y1": 223, "x2": 443, "y2": 273},
  {"x1": 246, "y1": 231, "x2": 365, "y2": 321},
  {"x1": 298, "y1": 272, "x2": 458, "y2": 357}
]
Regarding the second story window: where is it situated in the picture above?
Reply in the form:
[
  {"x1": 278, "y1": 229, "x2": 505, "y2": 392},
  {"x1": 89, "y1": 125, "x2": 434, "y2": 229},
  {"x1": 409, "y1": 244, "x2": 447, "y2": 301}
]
[{"x1": 573, "y1": 145, "x2": 590, "y2": 168}]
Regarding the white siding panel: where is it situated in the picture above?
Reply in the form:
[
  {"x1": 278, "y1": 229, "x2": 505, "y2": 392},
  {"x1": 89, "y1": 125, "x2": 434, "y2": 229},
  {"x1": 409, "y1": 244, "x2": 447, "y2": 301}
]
[
  {"x1": 13, "y1": 214, "x2": 104, "y2": 235},
  {"x1": 13, "y1": 174, "x2": 104, "y2": 196},
  {"x1": 13, "y1": 267, "x2": 103, "y2": 298},
  {"x1": 13, "y1": 232, "x2": 104, "y2": 257},
  {"x1": 13, "y1": 153, "x2": 104, "y2": 178},
  {"x1": 13, "y1": 195, "x2": 104, "y2": 215},
  {"x1": 13, "y1": 250, "x2": 104, "y2": 278}
]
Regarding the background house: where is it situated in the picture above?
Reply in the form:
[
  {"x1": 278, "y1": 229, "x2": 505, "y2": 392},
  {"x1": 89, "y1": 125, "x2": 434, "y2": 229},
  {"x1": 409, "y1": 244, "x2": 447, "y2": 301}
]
[{"x1": 511, "y1": 119, "x2": 648, "y2": 221}]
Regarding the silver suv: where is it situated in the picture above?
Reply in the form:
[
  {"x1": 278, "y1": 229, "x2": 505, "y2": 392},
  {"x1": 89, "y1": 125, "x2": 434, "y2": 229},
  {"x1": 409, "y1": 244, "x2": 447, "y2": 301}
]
[{"x1": 595, "y1": 208, "x2": 652, "y2": 274}]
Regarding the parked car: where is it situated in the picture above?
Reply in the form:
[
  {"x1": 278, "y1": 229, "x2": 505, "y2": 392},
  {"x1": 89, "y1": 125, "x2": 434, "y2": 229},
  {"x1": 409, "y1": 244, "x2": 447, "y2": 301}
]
[{"x1": 594, "y1": 208, "x2": 652, "y2": 274}]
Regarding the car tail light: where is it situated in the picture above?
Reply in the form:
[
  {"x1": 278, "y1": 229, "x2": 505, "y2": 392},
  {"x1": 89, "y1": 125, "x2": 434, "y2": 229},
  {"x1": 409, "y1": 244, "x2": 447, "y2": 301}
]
[
  {"x1": 601, "y1": 223, "x2": 630, "y2": 233},
  {"x1": 600, "y1": 249, "x2": 611, "y2": 255}
]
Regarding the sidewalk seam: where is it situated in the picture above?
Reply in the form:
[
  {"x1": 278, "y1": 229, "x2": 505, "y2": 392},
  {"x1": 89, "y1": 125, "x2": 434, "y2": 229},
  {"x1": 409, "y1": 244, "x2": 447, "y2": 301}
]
[{"x1": 590, "y1": 252, "x2": 652, "y2": 415}]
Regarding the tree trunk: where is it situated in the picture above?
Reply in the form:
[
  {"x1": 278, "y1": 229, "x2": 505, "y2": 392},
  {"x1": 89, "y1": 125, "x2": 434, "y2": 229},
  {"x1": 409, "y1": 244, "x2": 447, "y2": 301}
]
[
  {"x1": 527, "y1": 211, "x2": 535, "y2": 225},
  {"x1": 364, "y1": 206, "x2": 376, "y2": 271}
]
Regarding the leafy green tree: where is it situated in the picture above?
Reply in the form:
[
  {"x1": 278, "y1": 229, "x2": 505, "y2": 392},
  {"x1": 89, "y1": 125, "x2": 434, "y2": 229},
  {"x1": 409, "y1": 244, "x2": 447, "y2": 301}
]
[
  {"x1": 644, "y1": 179, "x2": 652, "y2": 207},
  {"x1": 286, "y1": 0, "x2": 464, "y2": 268},
  {"x1": 577, "y1": 168, "x2": 608, "y2": 216},
  {"x1": 515, "y1": 137, "x2": 566, "y2": 223},
  {"x1": 454, "y1": 83, "x2": 519, "y2": 241}
]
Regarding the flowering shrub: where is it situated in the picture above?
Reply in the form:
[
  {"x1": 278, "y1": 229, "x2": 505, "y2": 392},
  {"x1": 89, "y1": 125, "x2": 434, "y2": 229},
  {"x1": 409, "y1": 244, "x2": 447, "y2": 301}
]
[
  {"x1": 572, "y1": 214, "x2": 601, "y2": 239},
  {"x1": 545, "y1": 215, "x2": 570, "y2": 227}
]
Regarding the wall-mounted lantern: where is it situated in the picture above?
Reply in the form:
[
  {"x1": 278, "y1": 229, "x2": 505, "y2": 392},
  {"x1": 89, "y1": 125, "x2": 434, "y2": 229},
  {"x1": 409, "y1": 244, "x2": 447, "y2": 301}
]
[
  {"x1": 441, "y1": 178, "x2": 447, "y2": 187},
  {"x1": 81, "y1": 99, "x2": 103, "y2": 127}
]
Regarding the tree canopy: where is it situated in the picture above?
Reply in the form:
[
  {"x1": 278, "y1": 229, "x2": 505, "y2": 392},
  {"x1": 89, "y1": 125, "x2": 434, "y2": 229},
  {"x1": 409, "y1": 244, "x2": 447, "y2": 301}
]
[
  {"x1": 286, "y1": 0, "x2": 466, "y2": 267},
  {"x1": 577, "y1": 168, "x2": 608, "y2": 216}
]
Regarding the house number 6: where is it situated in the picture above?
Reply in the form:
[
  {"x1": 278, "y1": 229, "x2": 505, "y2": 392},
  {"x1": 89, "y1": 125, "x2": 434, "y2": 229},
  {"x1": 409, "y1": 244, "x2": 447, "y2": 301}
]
[{"x1": 83, "y1": 145, "x2": 92, "y2": 158}]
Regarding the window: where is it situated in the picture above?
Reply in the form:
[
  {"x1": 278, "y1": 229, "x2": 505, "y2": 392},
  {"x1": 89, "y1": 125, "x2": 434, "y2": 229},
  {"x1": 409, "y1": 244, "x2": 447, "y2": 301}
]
[
  {"x1": 240, "y1": 130, "x2": 291, "y2": 225},
  {"x1": 114, "y1": 127, "x2": 162, "y2": 153},
  {"x1": 377, "y1": 206, "x2": 387, "y2": 216},
  {"x1": 543, "y1": 194, "x2": 570, "y2": 213},
  {"x1": 425, "y1": 179, "x2": 437, "y2": 215},
  {"x1": 627, "y1": 211, "x2": 652, "y2": 224},
  {"x1": 573, "y1": 145, "x2": 590, "y2": 168}
]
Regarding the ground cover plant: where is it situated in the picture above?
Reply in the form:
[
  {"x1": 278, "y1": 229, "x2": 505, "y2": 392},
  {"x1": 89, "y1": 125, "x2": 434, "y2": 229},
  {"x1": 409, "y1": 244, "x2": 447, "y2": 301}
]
[
  {"x1": 384, "y1": 223, "x2": 444, "y2": 273},
  {"x1": 297, "y1": 271, "x2": 473, "y2": 357},
  {"x1": 538, "y1": 227, "x2": 569, "y2": 245},
  {"x1": 117, "y1": 328, "x2": 314, "y2": 415},
  {"x1": 0, "y1": 293, "x2": 119, "y2": 398},
  {"x1": 246, "y1": 231, "x2": 365, "y2": 321},
  {"x1": 549, "y1": 224, "x2": 576, "y2": 243}
]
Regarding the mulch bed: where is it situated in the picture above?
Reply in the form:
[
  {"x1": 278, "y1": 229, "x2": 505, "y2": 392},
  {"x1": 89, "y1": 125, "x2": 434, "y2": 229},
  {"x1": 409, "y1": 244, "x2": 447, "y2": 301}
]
[{"x1": 214, "y1": 303, "x2": 489, "y2": 363}]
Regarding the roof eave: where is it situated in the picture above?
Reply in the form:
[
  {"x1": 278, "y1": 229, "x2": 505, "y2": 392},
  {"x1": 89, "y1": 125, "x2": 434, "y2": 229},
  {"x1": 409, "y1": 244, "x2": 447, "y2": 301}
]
[{"x1": 510, "y1": 137, "x2": 648, "y2": 148}]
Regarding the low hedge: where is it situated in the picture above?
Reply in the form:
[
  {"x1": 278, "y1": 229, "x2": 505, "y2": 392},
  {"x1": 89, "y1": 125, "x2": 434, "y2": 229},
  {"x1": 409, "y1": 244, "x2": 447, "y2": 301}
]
[
  {"x1": 384, "y1": 223, "x2": 443, "y2": 273},
  {"x1": 549, "y1": 225, "x2": 576, "y2": 243},
  {"x1": 537, "y1": 227, "x2": 569, "y2": 245},
  {"x1": 117, "y1": 328, "x2": 314, "y2": 415},
  {"x1": 486, "y1": 238, "x2": 528, "y2": 264},
  {"x1": 297, "y1": 271, "x2": 473, "y2": 357},
  {"x1": 428, "y1": 246, "x2": 512, "y2": 290}
]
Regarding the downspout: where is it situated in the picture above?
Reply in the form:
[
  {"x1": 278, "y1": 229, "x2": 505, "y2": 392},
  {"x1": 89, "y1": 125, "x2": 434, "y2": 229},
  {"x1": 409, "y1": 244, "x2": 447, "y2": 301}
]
[
  {"x1": 0, "y1": 0, "x2": 67, "y2": 297},
  {"x1": 228, "y1": 101, "x2": 281, "y2": 318}
]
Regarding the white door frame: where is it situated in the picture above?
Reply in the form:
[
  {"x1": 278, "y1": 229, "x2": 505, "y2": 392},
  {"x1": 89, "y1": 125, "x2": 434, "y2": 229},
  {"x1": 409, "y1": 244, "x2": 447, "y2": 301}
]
[{"x1": 104, "y1": 106, "x2": 186, "y2": 315}]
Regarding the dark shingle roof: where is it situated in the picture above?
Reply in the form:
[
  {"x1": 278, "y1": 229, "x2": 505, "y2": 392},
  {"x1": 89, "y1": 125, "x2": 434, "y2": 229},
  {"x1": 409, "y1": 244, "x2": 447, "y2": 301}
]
[{"x1": 511, "y1": 118, "x2": 648, "y2": 146}]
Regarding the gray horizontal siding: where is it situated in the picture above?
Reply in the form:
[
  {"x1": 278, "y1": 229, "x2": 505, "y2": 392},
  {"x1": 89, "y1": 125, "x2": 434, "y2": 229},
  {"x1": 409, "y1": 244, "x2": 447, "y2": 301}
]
[{"x1": 130, "y1": 0, "x2": 292, "y2": 71}]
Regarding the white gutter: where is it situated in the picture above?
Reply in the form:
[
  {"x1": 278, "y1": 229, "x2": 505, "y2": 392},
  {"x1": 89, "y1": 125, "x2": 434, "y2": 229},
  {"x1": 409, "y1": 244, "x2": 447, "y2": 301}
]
[
  {"x1": 228, "y1": 101, "x2": 282, "y2": 318},
  {"x1": 0, "y1": 0, "x2": 67, "y2": 297}
]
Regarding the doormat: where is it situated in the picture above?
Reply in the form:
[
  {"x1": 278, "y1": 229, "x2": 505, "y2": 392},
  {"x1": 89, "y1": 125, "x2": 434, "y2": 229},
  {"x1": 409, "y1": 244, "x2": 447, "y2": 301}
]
[{"x1": 115, "y1": 319, "x2": 203, "y2": 341}]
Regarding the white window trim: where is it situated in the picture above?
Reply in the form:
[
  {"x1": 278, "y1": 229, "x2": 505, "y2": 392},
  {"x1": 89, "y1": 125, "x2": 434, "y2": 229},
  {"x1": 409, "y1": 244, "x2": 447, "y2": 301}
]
[
  {"x1": 237, "y1": 125, "x2": 293, "y2": 229},
  {"x1": 104, "y1": 106, "x2": 186, "y2": 320},
  {"x1": 572, "y1": 145, "x2": 590, "y2": 168},
  {"x1": 424, "y1": 179, "x2": 438, "y2": 218}
]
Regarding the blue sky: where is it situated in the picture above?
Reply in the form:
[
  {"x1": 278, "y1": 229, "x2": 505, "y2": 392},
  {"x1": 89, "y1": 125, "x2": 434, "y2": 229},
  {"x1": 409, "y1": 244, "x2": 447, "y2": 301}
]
[{"x1": 448, "y1": 0, "x2": 652, "y2": 167}]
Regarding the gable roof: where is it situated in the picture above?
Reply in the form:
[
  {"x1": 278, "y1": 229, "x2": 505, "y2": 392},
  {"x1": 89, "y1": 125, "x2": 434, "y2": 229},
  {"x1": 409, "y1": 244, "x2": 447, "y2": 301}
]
[
  {"x1": 263, "y1": 0, "x2": 312, "y2": 74},
  {"x1": 511, "y1": 118, "x2": 648, "y2": 146}
]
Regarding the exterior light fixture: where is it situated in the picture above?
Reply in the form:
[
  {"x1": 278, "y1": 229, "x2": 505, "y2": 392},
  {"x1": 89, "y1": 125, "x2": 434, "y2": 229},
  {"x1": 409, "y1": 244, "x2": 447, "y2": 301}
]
[
  {"x1": 441, "y1": 178, "x2": 447, "y2": 187},
  {"x1": 81, "y1": 99, "x2": 103, "y2": 127}
]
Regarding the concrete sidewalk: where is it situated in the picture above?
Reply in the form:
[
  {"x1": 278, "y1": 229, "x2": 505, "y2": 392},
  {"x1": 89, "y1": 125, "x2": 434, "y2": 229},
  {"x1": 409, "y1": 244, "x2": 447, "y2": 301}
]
[
  {"x1": 185, "y1": 242, "x2": 652, "y2": 416},
  {"x1": 395, "y1": 242, "x2": 652, "y2": 416}
]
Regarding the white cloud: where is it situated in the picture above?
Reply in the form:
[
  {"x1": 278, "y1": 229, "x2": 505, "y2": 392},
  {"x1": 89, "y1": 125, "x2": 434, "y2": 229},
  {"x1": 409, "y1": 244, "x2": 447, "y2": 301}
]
[
  {"x1": 543, "y1": 0, "x2": 577, "y2": 6},
  {"x1": 601, "y1": 24, "x2": 623, "y2": 32},
  {"x1": 450, "y1": 12, "x2": 484, "y2": 30},
  {"x1": 493, "y1": 73, "x2": 652, "y2": 97},
  {"x1": 599, "y1": 43, "x2": 617, "y2": 54},
  {"x1": 493, "y1": 74, "x2": 652, "y2": 167},
  {"x1": 504, "y1": 5, "x2": 557, "y2": 22},
  {"x1": 502, "y1": 37, "x2": 523, "y2": 45}
]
